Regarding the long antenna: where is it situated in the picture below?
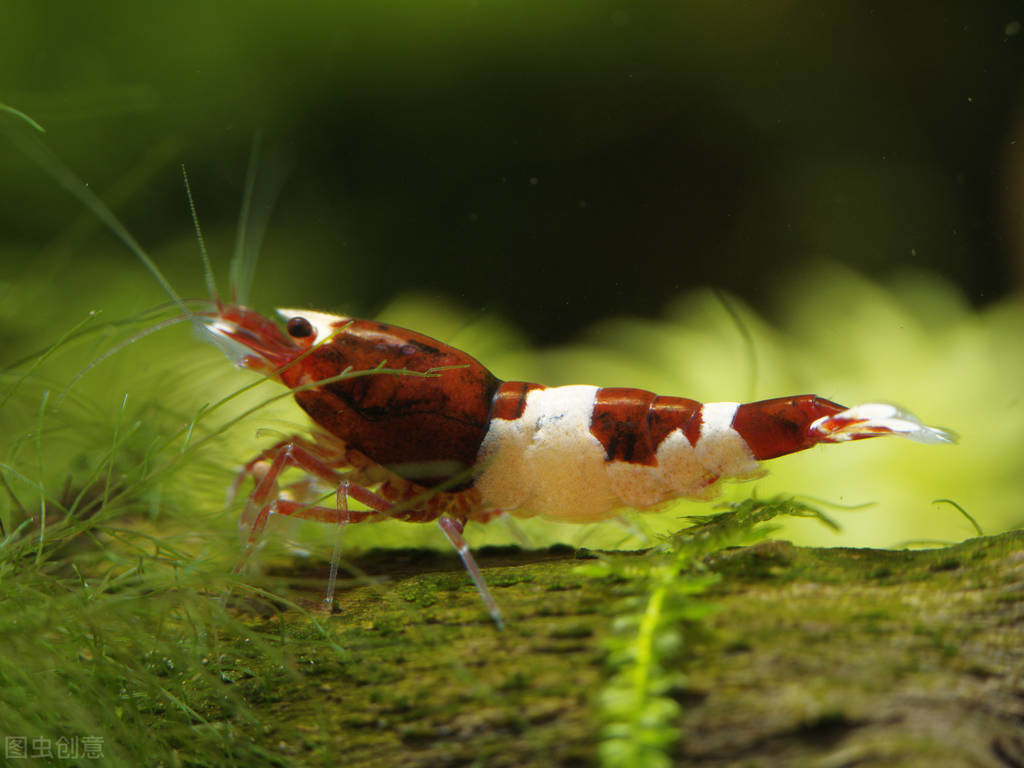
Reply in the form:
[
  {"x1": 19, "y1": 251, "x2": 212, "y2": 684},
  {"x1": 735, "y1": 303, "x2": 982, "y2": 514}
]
[
  {"x1": 230, "y1": 132, "x2": 262, "y2": 306},
  {"x1": 181, "y1": 165, "x2": 222, "y2": 309},
  {"x1": 713, "y1": 288, "x2": 759, "y2": 401},
  {"x1": 229, "y1": 133, "x2": 289, "y2": 308}
]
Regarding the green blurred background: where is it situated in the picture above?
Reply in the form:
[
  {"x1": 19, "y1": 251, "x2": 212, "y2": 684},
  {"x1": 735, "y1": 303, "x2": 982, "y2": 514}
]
[
  {"x1": 2, "y1": 1, "x2": 1023, "y2": 549},
  {"x1": 4, "y1": 1, "x2": 1023, "y2": 332}
]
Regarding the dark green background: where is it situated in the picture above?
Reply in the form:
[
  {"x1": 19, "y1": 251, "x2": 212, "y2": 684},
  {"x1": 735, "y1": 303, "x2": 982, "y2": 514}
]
[{"x1": 3, "y1": 1, "x2": 1022, "y2": 343}]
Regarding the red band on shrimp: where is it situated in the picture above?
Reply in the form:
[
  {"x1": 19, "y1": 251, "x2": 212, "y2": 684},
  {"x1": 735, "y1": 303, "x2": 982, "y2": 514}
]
[
  {"x1": 651, "y1": 395, "x2": 703, "y2": 449},
  {"x1": 732, "y1": 395, "x2": 846, "y2": 460},
  {"x1": 590, "y1": 388, "x2": 660, "y2": 464},
  {"x1": 490, "y1": 381, "x2": 546, "y2": 421}
]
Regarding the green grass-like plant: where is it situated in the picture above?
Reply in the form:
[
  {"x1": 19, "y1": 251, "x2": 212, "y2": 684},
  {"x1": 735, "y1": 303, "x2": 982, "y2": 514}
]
[
  {"x1": 580, "y1": 497, "x2": 841, "y2": 768},
  {"x1": 0, "y1": 320, "x2": 357, "y2": 766}
]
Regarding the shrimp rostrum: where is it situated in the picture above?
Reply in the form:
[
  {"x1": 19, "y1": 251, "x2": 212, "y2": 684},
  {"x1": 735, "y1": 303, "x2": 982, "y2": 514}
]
[{"x1": 208, "y1": 306, "x2": 953, "y2": 628}]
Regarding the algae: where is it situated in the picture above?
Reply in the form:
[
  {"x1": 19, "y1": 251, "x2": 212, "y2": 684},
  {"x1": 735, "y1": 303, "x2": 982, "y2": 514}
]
[{"x1": 156, "y1": 530, "x2": 1024, "y2": 767}]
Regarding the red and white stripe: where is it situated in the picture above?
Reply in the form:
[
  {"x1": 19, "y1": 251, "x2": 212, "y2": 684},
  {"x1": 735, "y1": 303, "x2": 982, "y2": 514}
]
[{"x1": 474, "y1": 384, "x2": 952, "y2": 522}]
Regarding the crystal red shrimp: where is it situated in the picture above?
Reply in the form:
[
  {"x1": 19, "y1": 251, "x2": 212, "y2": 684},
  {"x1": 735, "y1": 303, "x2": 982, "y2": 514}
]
[
  {"x1": 18, "y1": 137, "x2": 951, "y2": 629},
  {"x1": 207, "y1": 306, "x2": 953, "y2": 628}
]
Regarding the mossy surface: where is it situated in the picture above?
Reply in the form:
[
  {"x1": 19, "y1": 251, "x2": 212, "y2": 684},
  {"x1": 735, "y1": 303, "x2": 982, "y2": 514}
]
[
  {"x1": 681, "y1": 533, "x2": 1024, "y2": 766},
  {"x1": 162, "y1": 531, "x2": 1024, "y2": 767}
]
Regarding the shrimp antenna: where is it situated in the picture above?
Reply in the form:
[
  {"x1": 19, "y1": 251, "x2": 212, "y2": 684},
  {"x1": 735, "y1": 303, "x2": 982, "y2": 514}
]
[
  {"x1": 181, "y1": 165, "x2": 222, "y2": 311},
  {"x1": 10, "y1": 131, "x2": 190, "y2": 317},
  {"x1": 230, "y1": 132, "x2": 262, "y2": 306},
  {"x1": 228, "y1": 133, "x2": 290, "y2": 307},
  {"x1": 713, "y1": 288, "x2": 759, "y2": 401}
]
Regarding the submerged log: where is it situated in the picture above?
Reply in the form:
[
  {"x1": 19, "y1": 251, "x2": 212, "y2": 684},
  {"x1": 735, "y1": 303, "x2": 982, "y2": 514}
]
[{"x1": 220, "y1": 531, "x2": 1024, "y2": 767}]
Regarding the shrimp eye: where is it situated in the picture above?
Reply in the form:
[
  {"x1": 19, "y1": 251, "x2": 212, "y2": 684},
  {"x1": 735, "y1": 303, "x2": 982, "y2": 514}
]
[{"x1": 286, "y1": 316, "x2": 314, "y2": 339}]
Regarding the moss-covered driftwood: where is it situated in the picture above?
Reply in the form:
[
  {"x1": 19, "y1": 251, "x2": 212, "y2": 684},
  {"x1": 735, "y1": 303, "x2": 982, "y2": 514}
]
[{"x1": 179, "y1": 530, "x2": 1024, "y2": 767}]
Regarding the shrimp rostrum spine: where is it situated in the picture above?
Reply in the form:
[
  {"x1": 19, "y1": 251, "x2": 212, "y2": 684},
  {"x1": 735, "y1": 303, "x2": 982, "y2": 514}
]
[{"x1": 208, "y1": 305, "x2": 952, "y2": 627}]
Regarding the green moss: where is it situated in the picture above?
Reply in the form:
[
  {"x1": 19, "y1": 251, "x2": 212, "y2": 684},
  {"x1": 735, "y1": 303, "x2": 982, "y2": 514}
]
[
  {"x1": 204, "y1": 530, "x2": 1022, "y2": 767},
  {"x1": 1, "y1": 476, "x2": 1022, "y2": 767}
]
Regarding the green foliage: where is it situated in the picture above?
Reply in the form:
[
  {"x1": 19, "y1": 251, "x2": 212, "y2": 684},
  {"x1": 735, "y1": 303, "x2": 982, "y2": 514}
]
[
  {"x1": 2, "y1": 2, "x2": 1017, "y2": 347},
  {"x1": 0, "y1": 318, "x2": 396, "y2": 767},
  {"x1": 0, "y1": 101, "x2": 45, "y2": 133},
  {"x1": 1, "y1": 357, "x2": 234, "y2": 764},
  {"x1": 581, "y1": 497, "x2": 841, "y2": 768}
]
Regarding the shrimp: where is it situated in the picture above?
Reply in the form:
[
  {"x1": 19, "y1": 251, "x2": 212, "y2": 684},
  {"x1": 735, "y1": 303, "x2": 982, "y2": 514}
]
[
  {"x1": 15, "y1": 132, "x2": 952, "y2": 628},
  {"x1": 207, "y1": 306, "x2": 953, "y2": 628}
]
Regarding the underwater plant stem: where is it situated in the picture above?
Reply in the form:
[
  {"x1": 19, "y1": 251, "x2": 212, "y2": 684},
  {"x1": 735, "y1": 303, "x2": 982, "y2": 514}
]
[
  {"x1": 632, "y1": 580, "x2": 666, "y2": 703},
  {"x1": 34, "y1": 391, "x2": 49, "y2": 564}
]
